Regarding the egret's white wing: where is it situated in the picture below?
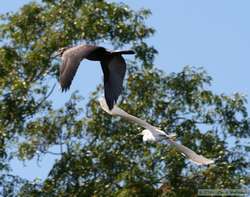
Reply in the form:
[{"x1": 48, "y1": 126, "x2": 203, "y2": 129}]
[
  {"x1": 142, "y1": 130, "x2": 214, "y2": 165},
  {"x1": 99, "y1": 98, "x2": 164, "y2": 131},
  {"x1": 99, "y1": 97, "x2": 114, "y2": 115},
  {"x1": 165, "y1": 138, "x2": 214, "y2": 165},
  {"x1": 154, "y1": 127, "x2": 176, "y2": 139}
]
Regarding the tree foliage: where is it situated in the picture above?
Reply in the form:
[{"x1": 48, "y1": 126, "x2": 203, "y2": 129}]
[{"x1": 0, "y1": 0, "x2": 249, "y2": 196}]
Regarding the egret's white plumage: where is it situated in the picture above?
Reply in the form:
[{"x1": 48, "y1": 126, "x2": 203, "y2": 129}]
[
  {"x1": 140, "y1": 129, "x2": 157, "y2": 141},
  {"x1": 99, "y1": 98, "x2": 214, "y2": 165}
]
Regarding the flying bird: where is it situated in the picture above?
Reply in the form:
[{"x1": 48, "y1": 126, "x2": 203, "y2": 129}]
[
  {"x1": 55, "y1": 45, "x2": 135, "y2": 110},
  {"x1": 99, "y1": 98, "x2": 214, "y2": 165},
  {"x1": 138, "y1": 129, "x2": 214, "y2": 165}
]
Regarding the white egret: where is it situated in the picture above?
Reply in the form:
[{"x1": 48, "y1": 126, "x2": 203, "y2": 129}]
[{"x1": 99, "y1": 98, "x2": 214, "y2": 165}]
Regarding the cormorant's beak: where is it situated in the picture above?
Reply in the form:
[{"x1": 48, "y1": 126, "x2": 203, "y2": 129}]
[{"x1": 51, "y1": 51, "x2": 60, "y2": 58}]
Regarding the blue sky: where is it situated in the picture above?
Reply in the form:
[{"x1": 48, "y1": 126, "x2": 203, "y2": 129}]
[{"x1": 1, "y1": 0, "x2": 250, "y2": 180}]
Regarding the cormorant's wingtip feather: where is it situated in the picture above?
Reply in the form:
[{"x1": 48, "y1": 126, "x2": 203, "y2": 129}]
[
  {"x1": 61, "y1": 86, "x2": 69, "y2": 92},
  {"x1": 106, "y1": 99, "x2": 114, "y2": 111},
  {"x1": 98, "y1": 97, "x2": 115, "y2": 115},
  {"x1": 108, "y1": 105, "x2": 114, "y2": 110}
]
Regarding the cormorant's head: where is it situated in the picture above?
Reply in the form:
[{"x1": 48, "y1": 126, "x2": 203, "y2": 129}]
[
  {"x1": 53, "y1": 47, "x2": 70, "y2": 58},
  {"x1": 56, "y1": 47, "x2": 69, "y2": 56}
]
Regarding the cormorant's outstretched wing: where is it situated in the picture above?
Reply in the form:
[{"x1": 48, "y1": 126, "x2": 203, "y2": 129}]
[
  {"x1": 101, "y1": 55, "x2": 126, "y2": 110},
  {"x1": 59, "y1": 45, "x2": 104, "y2": 91}
]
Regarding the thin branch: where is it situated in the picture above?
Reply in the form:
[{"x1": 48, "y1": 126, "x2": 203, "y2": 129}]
[
  {"x1": 172, "y1": 116, "x2": 212, "y2": 125},
  {"x1": 40, "y1": 150, "x2": 63, "y2": 156},
  {"x1": 33, "y1": 83, "x2": 56, "y2": 112}
]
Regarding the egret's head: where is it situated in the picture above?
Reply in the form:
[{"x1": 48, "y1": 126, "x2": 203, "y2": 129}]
[
  {"x1": 135, "y1": 130, "x2": 145, "y2": 139},
  {"x1": 139, "y1": 129, "x2": 150, "y2": 136},
  {"x1": 137, "y1": 129, "x2": 156, "y2": 142},
  {"x1": 137, "y1": 130, "x2": 151, "y2": 137}
]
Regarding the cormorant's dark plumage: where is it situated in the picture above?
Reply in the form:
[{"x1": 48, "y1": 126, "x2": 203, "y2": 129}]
[{"x1": 57, "y1": 45, "x2": 135, "y2": 110}]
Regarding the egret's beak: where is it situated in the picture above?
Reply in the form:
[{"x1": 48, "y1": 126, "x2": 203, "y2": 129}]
[
  {"x1": 135, "y1": 132, "x2": 143, "y2": 137},
  {"x1": 132, "y1": 132, "x2": 143, "y2": 140}
]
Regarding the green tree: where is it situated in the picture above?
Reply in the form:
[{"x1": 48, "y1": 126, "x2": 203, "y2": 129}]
[{"x1": 0, "y1": 0, "x2": 249, "y2": 196}]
